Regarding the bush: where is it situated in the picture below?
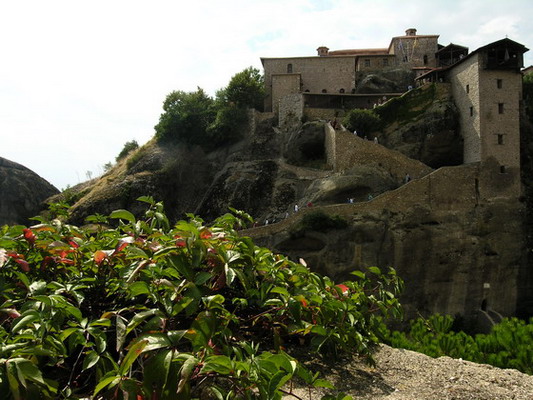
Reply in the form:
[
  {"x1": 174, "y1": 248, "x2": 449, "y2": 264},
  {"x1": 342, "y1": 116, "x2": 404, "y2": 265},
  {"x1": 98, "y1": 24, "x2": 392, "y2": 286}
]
[
  {"x1": 116, "y1": 140, "x2": 139, "y2": 162},
  {"x1": 0, "y1": 199, "x2": 402, "y2": 399},
  {"x1": 342, "y1": 109, "x2": 381, "y2": 135},
  {"x1": 382, "y1": 314, "x2": 533, "y2": 374}
]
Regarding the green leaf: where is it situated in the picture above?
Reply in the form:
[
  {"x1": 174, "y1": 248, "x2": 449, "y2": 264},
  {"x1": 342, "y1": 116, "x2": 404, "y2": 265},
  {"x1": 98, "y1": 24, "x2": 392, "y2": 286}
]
[
  {"x1": 137, "y1": 196, "x2": 155, "y2": 205},
  {"x1": 268, "y1": 370, "x2": 291, "y2": 396},
  {"x1": 119, "y1": 339, "x2": 148, "y2": 376},
  {"x1": 270, "y1": 286, "x2": 290, "y2": 298},
  {"x1": 82, "y1": 350, "x2": 100, "y2": 371},
  {"x1": 128, "y1": 281, "x2": 151, "y2": 297},
  {"x1": 143, "y1": 349, "x2": 172, "y2": 392},
  {"x1": 11, "y1": 311, "x2": 40, "y2": 333},
  {"x1": 313, "y1": 378, "x2": 334, "y2": 389},
  {"x1": 153, "y1": 246, "x2": 178, "y2": 260},
  {"x1": 109, "y1": 209, "x2": 136, "y2": 223},
  {"x1": 126, "y1": 309, "x2": 161, "y2": 335},
  {"x1": 202, "y1": 355, "x2": 233, "y2": 375},
  {"x1": 135, "y1": 333, "x2": 171, "y2": 352},
  {"x1": 177, "y1": 356, "x2": 198, "y2": 394},
  {"x1": 93, "y1": 374, "x2": 121, "y2": 397},
  {"x1": 368, "y1": 266, "x2": 382, "y2": 275}
]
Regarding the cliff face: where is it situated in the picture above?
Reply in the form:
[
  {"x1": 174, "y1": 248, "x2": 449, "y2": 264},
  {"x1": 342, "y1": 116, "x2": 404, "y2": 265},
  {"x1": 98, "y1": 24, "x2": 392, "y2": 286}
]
[
  {"x1": 0, "y1": 157, "x2": 59, "y2": 226},
  {"x1": 57, "y1": 85, "x2": 530, "y2": 327}
]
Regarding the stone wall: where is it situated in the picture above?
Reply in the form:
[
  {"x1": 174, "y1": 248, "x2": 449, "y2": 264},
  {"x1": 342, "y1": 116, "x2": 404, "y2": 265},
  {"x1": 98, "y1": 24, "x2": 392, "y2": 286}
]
[
  {"x1": 279, "y1": 94, "x2": 304, "y2": 131},
  {"x1": 449, "y1": 53, "x2": 482, "y2": 163},
  {"x1": 325, "y1": 126, "x2": 433, "y2": 181},
  {"x1": 271, "y1": 74, "x2": 301, "y2": 114},
  {"x1": 448, "y1": 52, "x2": 523, "y2": 198},
  {"x1": 263, "y1": 56, "x2": 356, "y2": 111}
]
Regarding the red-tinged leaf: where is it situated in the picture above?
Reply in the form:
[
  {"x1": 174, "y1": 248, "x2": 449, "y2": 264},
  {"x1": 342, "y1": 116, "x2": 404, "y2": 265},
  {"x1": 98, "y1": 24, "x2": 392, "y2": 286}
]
[
  {"x1": 68, "y1": 240, "x2": 80, "y2": 248},
  {"x1": 23, "y1": 228, "x2": 36, "y2": 244},
  {"x1": 94, "y1": 250, "x2": 107, "y2": 265},
  {"x1": 176, "y1": 239, "x2": 186, "y2": 248},
  {"x1": 1, "y1": 308, "x2": 21, "y2": 318},
  {"x1": 336, "y1": 284, "x2": 349, "y2": 295},
  {"x1": 300, "y1": 298, "x2": 308, "y2": 308},
  {"x1": 15, "y1": 259, "x2": 30, "y2": 272},
  {"x1": 200, "y1": 230, "x2": 212, "y2": 239},
  {"x1": 7, "y1": 251, "x2": 22, "y2": 259}
]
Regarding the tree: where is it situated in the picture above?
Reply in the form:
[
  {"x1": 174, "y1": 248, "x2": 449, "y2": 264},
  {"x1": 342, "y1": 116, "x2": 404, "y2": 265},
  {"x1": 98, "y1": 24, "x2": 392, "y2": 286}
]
[
  {"x1": 154, "y1": 87, "x2": 215, "y2": 144},
  {"x1": 343, "y1": 108, "x2": 382, "y2": 135},
  {"x1": 217, "y1": 66, "x2": 265, "y2": 111},
  {"x1": 115, "y1": 140, "x2": 139, "y2": 162}
]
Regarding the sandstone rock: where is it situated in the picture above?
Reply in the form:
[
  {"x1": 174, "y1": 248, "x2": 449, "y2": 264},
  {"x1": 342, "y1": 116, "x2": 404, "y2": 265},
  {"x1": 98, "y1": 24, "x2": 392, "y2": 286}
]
[
  {"x1": 283, "y1": 121, "x2": 326, "y2": 166},
  {"x1": 0, "y1": 157, "x2": 59, "y2": 226}
]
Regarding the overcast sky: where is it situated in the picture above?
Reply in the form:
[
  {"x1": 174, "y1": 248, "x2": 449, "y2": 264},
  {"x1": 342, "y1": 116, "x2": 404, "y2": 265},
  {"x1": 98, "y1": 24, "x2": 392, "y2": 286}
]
[{"x1": 1, "y1": 0, "x2": 532, "y2": 190}]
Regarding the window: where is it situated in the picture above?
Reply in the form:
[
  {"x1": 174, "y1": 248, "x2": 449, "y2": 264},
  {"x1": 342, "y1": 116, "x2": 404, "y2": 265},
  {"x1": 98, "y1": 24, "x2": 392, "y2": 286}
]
[
  {"x1": 500, "y1": 165, "x2": 507, "y2": 174},
  {"x1": 423, "y1": 55, "x2": 428, "y2": 65},
  {"x1": 339, "y1": 88, "x2": 345, "y2": 93},
  {"x1": 497, "y1": 79, "x2": 502, "y2": 89},
  {"x1": 470, "y1": 106, "x2": 474, "y2": 116},
  {"x1": 497, "y1": 134, "x2": 504, "y2": 145},
  {"x1": 321, "y1": 89, "x2": 327, "y2": 93},
  {"x1": 383, "y1": 58, "x2": 389, "y2": 67},
  {"x1": 364, "y1": 59, "x2": 370, "y2": 67},
  {"x1": 498, "y1": 103, "x2": 504, "y2": 114},
  {"x1": 466, "y1": 84, "x2": 469, "y2": 94},
  {"x1": 287, "y1": 64, "x2": 293, "y2": 73}
]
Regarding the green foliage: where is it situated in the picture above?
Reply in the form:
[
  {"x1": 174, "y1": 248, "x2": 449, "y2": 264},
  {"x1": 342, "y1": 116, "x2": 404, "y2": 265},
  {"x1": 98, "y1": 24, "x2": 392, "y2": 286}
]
[
  {"x1": 382, "y1": 314, "x2": 533, "y2": 374},
  {"x1": 217, "y1": 66, "x2": 265, "y2": 111},
  {"x1": 116, "y1": 140, "x2": 139, "y2": 162},
  {"x1": 207, "y1": 103, "x2": 248, "y2": 147},
  {"x1": 299, "y1": 211, "x2": 348, "y2": 232},
  {"x1": 342, "y1": 109, "x2": 381, "y2": 135},
  {"x1": 374, "y1": 84, "x2": 436, "y2": 126},
  {"x1": 0, "y1": 198, "x2": 402, "y2": 399},
  {"x1": 154, "y1": 87, "x2": 216, "y2": 145}
]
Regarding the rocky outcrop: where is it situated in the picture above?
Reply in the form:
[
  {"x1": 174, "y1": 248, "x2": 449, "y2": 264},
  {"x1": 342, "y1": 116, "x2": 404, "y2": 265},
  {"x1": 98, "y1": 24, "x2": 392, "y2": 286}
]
[
  {"x1": 0, "y1": 157, "x2": 59, "y2": 226},
  {"x1": 356, "y1": 68, "x2": 416, "y2": 94},
  {"x1": 247, "y1": 165, "x2": 526, "y2": 331},
  {"x1": 283, "y1": 122, "x2": 325, "y2": 166}
]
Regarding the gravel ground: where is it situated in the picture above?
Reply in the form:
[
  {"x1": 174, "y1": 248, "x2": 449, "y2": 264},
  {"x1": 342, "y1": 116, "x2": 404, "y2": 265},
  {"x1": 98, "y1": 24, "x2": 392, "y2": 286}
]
[{"x1": 283, "y1": 345, "x2": 533, "y2": 400}]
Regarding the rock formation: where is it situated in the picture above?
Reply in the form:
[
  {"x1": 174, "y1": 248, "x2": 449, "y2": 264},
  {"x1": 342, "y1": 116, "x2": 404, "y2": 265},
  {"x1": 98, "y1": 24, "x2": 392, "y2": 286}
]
[
  {"x1": 54, "y1": 85, "x2": 531, "y2": 329},
  {"x1": 0, "y1": 157, "x2": 59, "y2": 226}
]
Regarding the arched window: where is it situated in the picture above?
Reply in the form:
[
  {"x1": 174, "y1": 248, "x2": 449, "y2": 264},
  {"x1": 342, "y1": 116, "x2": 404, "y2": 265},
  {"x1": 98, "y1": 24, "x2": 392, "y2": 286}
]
[
  {"x1": 287, "y1": 63, "x2": 293, "y2": 73},
  {"x1": 339, "y1": 88, "x2": 345, "y2": 93},
  {"x1": 321, "y1": 89, "x2": 327, "y2": 93}
]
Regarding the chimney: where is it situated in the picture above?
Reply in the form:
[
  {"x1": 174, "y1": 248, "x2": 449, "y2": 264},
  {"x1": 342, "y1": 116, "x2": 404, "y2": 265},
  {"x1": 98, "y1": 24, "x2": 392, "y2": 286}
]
[
  {"x1": 317, "y1": 46, "x2": 329, "y2": 56},
  {"x1": 405, "y1": 28, "x2": 417, "y2": 36}
]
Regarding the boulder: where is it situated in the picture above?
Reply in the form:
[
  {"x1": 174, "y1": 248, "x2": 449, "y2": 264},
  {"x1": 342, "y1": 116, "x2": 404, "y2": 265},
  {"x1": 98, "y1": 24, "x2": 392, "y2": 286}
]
[{"x1": 0, "y1": 157, "x2": 59, "y2": 225}]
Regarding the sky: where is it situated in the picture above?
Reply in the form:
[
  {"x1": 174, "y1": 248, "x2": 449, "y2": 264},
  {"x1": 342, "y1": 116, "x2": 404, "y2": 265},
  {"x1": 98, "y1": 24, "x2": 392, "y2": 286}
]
[{"x1": 1, "y1": 0, "x2": 532, "y2": 190}]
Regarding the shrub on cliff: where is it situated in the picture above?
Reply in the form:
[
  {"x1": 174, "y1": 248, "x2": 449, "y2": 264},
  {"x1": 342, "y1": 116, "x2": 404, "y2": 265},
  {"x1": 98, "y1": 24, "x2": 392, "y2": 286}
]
[
  {"x1": 0, "y1": 199, "x2": 402, "y2": 399},
  {"x1": 342, "y1": 109, "x2": 382, "y2": 135}
]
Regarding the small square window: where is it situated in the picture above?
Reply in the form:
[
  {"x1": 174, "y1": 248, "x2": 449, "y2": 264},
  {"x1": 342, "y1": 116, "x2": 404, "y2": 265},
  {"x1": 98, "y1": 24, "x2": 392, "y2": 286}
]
[
  {"x1": 497, "y1": 79, "x2": 502, "y2": 89},
  {"x1": 383, "y1": 58, "x2": 389, "y2": 66},
  {"x1": 498, "y1": 103, "x2": 504, "y2": 114},
  {"x1": 470, "y1": 106, "x2": 474, "y2": 116},
  {"x1": 364, "y1": 59, "x2": 371, "y2": 67},
  {"x1": 497, "y1": 134, "x2": 504, "y2": 145}
]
